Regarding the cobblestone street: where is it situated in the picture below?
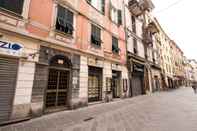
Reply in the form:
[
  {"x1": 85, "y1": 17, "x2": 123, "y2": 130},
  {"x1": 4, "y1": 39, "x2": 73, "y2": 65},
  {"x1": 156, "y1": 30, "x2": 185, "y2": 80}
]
[{"x1": 1, "y1": 87, "x2": 197, "y2": 131}]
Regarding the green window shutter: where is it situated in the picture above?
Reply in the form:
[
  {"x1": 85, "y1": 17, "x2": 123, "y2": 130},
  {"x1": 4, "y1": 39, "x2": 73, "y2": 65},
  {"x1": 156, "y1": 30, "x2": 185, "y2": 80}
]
[
  {"x1": 66, "y1": 10, "x2": 73, "y2": 25},
  {"x1": 56, "y1": 5, "x2": 74, "y2": 35},
  {"x1": 101, "y1": 0, "x2": 105, "y2": 14},
  {"x1": 57, "y1": 5, "x2": 65, "y2": 19},
  {"x1": 66, "y1": 10, "x2": 74, "y2": 34},
  {"x1": 56, "y1": 5, "x2": 66, "y2": 31},
  {"x1": 91, "y1": 25, "x2": 101, "y2": 46},
  {"x1": 118, "y1": 9, "x2": 122, "y2": 25},
  {"x1": 131, "y1": 16, "x2": 136, "y2": 33},
  {"x1": 112, "y1": 36, "x2": 119, "y2": 53},
  {"x1": 109, "y1": 2, "x2": 112, "y2": 20}
]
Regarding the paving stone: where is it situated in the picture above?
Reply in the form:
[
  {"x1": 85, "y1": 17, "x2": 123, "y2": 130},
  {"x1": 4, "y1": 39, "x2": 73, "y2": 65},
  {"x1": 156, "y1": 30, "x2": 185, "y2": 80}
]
[
  {"x1": 1, "y1": 88, "x2": 197, "y2": 131},
  {"x1": 1, "y1": 126, "x2": 14, "y2": 131}
]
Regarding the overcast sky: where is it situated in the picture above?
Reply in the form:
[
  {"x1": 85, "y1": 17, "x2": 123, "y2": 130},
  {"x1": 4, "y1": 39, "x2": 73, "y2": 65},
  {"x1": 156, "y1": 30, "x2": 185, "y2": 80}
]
[{"x1": 152, "y1": 0, "x2": 197, "y2": 60}]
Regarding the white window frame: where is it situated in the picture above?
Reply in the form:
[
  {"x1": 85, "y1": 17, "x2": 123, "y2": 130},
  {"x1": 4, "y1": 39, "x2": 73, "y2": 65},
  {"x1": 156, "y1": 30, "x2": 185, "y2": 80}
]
[
  {"x1": 0, "y1": 0, "x2": 31, "y2": 19},
  {"x1": 88, "y1": 0, "x2": 103, "y2": 13},
  {"x1": 50, "y1": 2, "x2": 76, "y2": 38}
]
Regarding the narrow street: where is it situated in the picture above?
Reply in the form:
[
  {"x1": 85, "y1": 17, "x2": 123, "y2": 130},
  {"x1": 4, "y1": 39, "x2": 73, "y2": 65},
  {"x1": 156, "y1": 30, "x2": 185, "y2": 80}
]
[{"x1": 0, "y1": 87, "x2": 197, "y2": 131}]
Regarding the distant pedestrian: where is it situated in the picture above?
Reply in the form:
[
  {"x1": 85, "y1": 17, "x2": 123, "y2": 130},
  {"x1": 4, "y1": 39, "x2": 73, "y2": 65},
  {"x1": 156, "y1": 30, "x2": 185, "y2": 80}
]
[{"x1": 192, "y1": 82, "x2": 197, "y2": 94}]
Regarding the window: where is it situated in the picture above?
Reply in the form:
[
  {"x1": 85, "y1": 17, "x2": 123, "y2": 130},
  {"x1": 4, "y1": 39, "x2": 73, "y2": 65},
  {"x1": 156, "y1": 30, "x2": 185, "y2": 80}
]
[
  {"x1": 0, "y1": 0, "x2": 24, "y2": 15},
  {"x1": 87, "y1": 0, "x2": 105, "y2": 14},
  {"x1": 133, "y1": 38, "x2": 138, "y2": 55},
  {"x1": 110, "y1": 6, "x2": 122, "y2": 25},
  {"x1": 131, "y1": 16, "x2": 136, "y2": 33},
  {"x1": 112, "y1": 36, "x2": 119, "y2": 54},
  {"x1": 117, "y1": 10, "x2": 122, "y2": 25},
  {"x1": 91, "y1": 24, "x2": 102, "y2": 47},
  {"x1": 56, "y1": 5, "x2": 74, "y2": 35}
]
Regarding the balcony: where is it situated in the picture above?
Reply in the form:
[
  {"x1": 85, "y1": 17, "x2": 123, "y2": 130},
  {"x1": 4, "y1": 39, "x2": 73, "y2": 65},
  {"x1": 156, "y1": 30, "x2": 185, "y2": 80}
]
[
  {"x1": 147, "y1": 22, "x2": 159, "y2": 34},
  {"x1": 143, "y1": 28, "x2": 153, "y2": 46},
  {"x1": 140, "y1": 0, "x2": 155, "y2": 11},
  {"x1": 128, "y1": 0, "x2": 142, "y2": 16},
  {"x1": 128, "y1": 0, "x2": 155, "y2": 16}
]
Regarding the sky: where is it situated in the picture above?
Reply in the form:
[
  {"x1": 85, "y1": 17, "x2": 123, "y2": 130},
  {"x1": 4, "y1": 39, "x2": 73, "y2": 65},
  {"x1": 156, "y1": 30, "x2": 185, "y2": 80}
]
[{"x1": 152, "y1": 0, "x2": 197, "y2": 60}]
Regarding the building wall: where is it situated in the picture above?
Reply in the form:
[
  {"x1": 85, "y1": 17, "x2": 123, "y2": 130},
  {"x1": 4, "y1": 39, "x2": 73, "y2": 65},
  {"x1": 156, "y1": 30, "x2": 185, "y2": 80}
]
[
  {"x1": 189, "y1": 60, "x2": 197, "y2": 82},
  {"x1": 124, "y1": 1, "x2": 145, "y2": 58},
  {"x1": 0, "y1": 31, "x2": 38, "y2": 122}
]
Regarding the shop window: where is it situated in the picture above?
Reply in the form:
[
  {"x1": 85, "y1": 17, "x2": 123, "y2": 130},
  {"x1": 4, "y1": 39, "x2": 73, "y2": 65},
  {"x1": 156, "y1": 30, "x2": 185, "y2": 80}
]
[
  {"x1": 56, "y1": 5, "x2": 74, "y2": 35},
  {"x1": 0, "y1": 0, "x2": 24, "y2": 15},
  {"x1": 106, "y1": 77, "x2": 112, "y2": 93},
  {"x1": 87, "y1": 0, "x2": 105, "y2": 14},
  {"x1": 112, "y1": 36, "x2": 119, "y2": 54},
  {"x1": 91, "y1": 24, "x2": 102, "y2": 47}
]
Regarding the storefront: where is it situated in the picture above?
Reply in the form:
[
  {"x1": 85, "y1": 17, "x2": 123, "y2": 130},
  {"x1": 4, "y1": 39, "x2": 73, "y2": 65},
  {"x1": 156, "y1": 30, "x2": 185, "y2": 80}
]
[
  {"x1": 87, "y1": 58, "x2": 103, "y2": 103},
  {"x1": 112, "y1": 70, "x2": 121, "y2": 98},
  {"x1": 0, "y1": 36, "x2": 37, "y2": 125},
  {"x1": 131, "y1": 62, "x2": 145, "y2": 96},
  {"x1": 88, "y1": 66, "x2": 102, "y2": 102},
  {"x1": 151, "y1": 65, "x2": 162, "y2": 92},
  {"x1": 0, "y1": 56, "x2": 18, "y2": 124},
  {"x1": 31, "y1": 46, "x2": 80, "y2": 115},
  {"x1": 167, "y1": 76, "x2": 174, "y2": 89}
]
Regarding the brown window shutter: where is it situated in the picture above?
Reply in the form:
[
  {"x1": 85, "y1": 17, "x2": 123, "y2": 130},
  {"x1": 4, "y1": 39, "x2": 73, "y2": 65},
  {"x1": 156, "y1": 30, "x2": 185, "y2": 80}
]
[{"x1": 118, "y1": 9, "x2": 122, "y2": 25}]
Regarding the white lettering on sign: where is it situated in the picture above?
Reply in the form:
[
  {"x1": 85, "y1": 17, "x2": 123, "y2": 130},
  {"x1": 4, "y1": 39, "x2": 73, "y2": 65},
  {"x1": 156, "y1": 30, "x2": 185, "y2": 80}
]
[{"x1": 0, "y1": 40, "x2": 23, "y2": 57}]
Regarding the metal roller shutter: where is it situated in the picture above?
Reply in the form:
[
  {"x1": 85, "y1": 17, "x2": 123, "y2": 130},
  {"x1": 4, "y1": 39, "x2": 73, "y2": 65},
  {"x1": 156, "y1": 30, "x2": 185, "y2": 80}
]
[
  {"x1": 132, "y1": 75, "x2": 143, "y2": 96},
  {"x1": 0, "y1": 57, "x2": 18, "y2": 124}
]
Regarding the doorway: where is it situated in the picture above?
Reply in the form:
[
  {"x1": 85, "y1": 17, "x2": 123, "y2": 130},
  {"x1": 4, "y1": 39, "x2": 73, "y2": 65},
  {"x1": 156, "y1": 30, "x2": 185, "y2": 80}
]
[
  {"x1": 112, "y1": 71, "x2": 121, "y2": 98},
  {"x1": 88, "y1": 67, "x2": 102, "y2": 102},
  {"x1": 46, "y1": 69, "x2": 69, "y2": 109},
  {"x1": 45, "y1": 55, "x2": 71, "y2": 111},
  {"x1": 132, "y1": 74, "x2": 144, "y2": 96}
]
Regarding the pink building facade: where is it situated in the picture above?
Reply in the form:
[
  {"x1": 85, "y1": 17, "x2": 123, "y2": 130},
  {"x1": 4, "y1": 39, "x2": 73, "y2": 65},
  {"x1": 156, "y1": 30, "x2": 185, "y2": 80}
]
[{"x1": 0, "y1": 0, "x2": 129, "y2": 124}]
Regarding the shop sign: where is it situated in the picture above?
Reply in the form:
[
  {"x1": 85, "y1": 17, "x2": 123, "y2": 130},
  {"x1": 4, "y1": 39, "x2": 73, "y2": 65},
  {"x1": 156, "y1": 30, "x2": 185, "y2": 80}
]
[
  {"x1": 0, "y1": 40, "x2": 23, "y2": 57},
  {"x1": 112, "y1": 63, "x2": 121, "y2": 71},
  {"x1": 88, "y1": 58, "x2": 103, "y2": 68},
  {"x1": 133, "y1": 63, "x2": 144, "y2": 72}
]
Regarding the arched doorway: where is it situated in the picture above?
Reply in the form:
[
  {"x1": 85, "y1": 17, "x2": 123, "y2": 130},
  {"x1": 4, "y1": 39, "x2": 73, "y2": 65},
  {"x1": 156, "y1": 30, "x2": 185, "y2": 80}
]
[{"x1": 45, "y1": 55, "x2": 72, "y2": 111}]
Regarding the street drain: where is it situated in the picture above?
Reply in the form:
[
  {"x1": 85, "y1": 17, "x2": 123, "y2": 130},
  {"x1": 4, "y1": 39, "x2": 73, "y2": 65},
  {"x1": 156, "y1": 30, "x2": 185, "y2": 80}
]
[{"x1": 83, "y1": 117, "x2": 94, "y2": 122}]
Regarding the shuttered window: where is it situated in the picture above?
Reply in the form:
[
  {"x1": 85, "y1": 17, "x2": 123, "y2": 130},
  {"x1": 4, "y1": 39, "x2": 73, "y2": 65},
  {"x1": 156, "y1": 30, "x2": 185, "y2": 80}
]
[
  {"x1": 109, "y1": 3, "x2": 122, "y2": 25},
  {"x1": 91, "y1": 24, "x2": 101, "y2": 47},
  {"x1": 101, "y1": 0, "x2": 105, "y2": 14},
  {"x1": 0, "y1": 0, "x2": 24, "y2": 15},
  {"x1": 132, "y1": 16, "x2": 136, "y2": 33},
  {"x1": 133, "y1": 38, "x2": 138, "y2": 54},
  {"x1": 117, "y1": 10, "x2": 122, "y2": 25},
  {"x1": 56, "y1": 5, "x2": 74, "y2": 35},
  {"x1": 112, "y1": 36, "x2": 119, "y2": 54}
]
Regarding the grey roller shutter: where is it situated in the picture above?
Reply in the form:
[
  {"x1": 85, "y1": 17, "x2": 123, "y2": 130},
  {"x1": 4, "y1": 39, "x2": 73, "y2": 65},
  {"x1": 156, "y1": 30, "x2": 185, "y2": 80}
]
[{"x1": 0, "y1": 57, "x2": 18, "y2": 124}]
